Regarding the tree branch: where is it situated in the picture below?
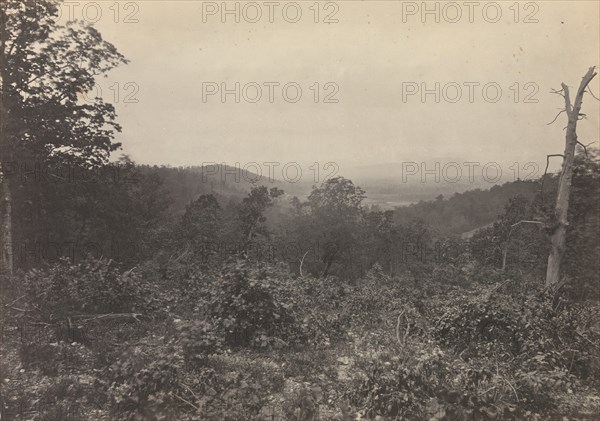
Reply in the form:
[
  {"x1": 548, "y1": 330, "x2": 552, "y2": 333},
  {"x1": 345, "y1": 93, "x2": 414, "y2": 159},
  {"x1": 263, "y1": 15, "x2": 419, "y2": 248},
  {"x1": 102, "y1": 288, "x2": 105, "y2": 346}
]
[
  {"x1": 575, "y1": 141, "x2": 593, "y2": 157},
  {"x1": 396, "y1": 311, "x2": 405, "y2": 345},
  {"x1": 587, "y1": 86, "x2": 600, "y2": 101},
  {"x1": 546, "y1": 109, "x2": 566, "y2": 126},
  {"x1": 299, "y1": 250, "x2": 309, "y2": 277},
  {"x1": 51, "y1": 313, "x2": 143, "y2": 324},
  {"x1": 561, "y1": 83, "x2": 573, "y2": 115},
  {"x1": 171, "y1": 392, "x2": 200, "y2": 411},
  {"x1": 568, "y1": 67, "x2": 597, "y2": 120},
  {"x1": 509, "y1": 220, "x2": 544, "y2": 230},
  {"x1": 550, "y1": 87, "x2": 566, "y2": 99},
  {"x1": 501, "y1": 376, "x2": 520, "y2": 402}
]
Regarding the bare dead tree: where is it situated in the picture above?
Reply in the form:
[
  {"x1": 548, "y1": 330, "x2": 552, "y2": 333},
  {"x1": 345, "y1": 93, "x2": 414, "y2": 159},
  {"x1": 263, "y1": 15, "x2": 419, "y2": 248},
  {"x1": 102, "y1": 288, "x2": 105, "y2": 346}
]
[{"x1": 545, "y1": 67, "x2": 597, "y2": 286}]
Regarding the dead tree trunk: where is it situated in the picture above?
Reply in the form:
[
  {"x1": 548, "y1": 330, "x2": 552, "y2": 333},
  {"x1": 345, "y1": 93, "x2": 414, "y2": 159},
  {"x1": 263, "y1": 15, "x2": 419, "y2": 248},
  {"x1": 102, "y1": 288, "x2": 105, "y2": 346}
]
[{"x1": 545, "y1": 67, "x2": 597, "y2": 286}]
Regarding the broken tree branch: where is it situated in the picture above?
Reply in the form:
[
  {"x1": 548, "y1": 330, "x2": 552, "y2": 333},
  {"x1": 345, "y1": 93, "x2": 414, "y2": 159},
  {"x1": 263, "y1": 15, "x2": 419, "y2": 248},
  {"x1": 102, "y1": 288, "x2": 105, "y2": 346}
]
[
  {"x1": 540, "y1": 154, "x2": 565, "y2": 205},
  {"x1": 509, "y1": 220, "x2": 545, "y2": 230},
  {"x1": 171, "y1": 392, "x2": 200, "y2": 411},
  {"x1": 562, "y1": 83, "x2": 573, "y2": 114},
  {"x1": 501, "y1": 376, "x2": 520, "y2": 402},
  {"x1": 51, "y1": 313, "x2": 143, "y2": 325},
  {"x1": 395, "y1": 311, "x2": 411, "y2": 346},
  {"x1": 396, "y1": 311, "x2": 405, "y2": 345},
  {"x1": 299, "y1": 250, "x2": 309, "y2": 277}
]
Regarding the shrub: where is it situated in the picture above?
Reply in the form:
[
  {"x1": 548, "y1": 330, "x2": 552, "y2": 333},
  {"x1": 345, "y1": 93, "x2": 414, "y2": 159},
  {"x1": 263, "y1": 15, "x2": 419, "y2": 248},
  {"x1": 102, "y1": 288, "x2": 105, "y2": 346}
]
[
  {"x1": 282, "y1": 386, "x2": 322, "y2": 421},
  {"x1": 430, "y1": 283, "x2": 599, "y2": 415},
  {"x1": 22, "y1": 258, "x2": 157, "y2": 319},
  {"x1": 204, "y1": 260, "x2": 304, "y2": 348},
  {"x1": 433, "y1": 283, "x2": 597, "y2": 371},
  {"x1": 35, "y1": 375, "x2": 107, "y2": 420},
  {"x1": 108, "y1": 347, "x2": 182, "y2": 420},
  {"x1": 175, "y1": 319, "x2": 223, "y2": 367},
  {"x1": 18, "y1": 342, "x2": 93, "y2": 377},
  {"x1": 191, "y1": 354, "x2": 285, "y2": 420},
  {"x1": 349, "y1": 341, "x2": 526, "y2": 420}
]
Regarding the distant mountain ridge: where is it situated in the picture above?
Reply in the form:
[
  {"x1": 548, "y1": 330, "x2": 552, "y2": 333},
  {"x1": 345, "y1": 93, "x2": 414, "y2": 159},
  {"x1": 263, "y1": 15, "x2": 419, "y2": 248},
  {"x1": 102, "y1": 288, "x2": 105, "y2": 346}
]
[{"x1": 136, "y1": 164, "x2": 543, "y2": 237}]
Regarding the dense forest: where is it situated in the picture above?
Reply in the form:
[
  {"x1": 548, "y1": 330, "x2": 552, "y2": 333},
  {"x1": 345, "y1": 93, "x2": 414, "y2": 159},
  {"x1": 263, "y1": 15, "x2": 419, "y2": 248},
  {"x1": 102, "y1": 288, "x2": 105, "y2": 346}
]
[{"x1": 1, "y1": 1, "x2": 600, "y2": 420}]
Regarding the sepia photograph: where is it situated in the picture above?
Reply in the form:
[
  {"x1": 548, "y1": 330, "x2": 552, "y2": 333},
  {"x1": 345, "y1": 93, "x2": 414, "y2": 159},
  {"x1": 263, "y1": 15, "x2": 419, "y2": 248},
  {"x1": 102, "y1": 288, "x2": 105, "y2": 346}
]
[{"x1": 0, "y1": 0, "x2": 599, "y2": 419}]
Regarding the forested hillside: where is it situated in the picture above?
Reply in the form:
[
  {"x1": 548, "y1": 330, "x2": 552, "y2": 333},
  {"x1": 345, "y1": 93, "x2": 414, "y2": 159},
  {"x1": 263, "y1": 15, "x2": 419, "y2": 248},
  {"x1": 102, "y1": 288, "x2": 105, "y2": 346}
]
[
  {"x1": 1, "y1": 2, "x2": 599, "y2": 420},
  {"x1": 392, "y1": 180, "x2": 542, "y2": 237},
  {"x1": 136, "y1": 164, "x2": 294, "y2": 215}
]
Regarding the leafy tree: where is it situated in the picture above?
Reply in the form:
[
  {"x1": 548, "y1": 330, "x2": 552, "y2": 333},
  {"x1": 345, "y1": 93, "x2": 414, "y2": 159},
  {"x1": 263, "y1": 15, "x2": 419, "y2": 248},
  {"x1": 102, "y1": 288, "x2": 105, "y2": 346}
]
[
  {"x1": 8, "y1": 156, "x2": 170, "y2": 270},
  {"x1": 1, "y1": 0, "x2": 128, "y2": 273},
  {"x1": 180, "y1": 194, "x2": 222, "y2": 253},
  {"x1": 307, "y1": 176, "x2": 366, "y2": 220},
  {"x1": 299, "y1": 177, "x2": 366, "y2": 278},
  {"x1": 238, "y1": 186, "x2": 284, "y2": 243}
]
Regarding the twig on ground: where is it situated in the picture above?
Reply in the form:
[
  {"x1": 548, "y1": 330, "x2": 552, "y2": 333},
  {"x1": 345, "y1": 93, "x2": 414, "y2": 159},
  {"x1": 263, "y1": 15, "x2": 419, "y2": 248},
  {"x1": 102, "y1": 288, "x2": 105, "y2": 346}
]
[
  {"x1": 182, "y1": 383, "x2": 200, "y2": 401},
  {"x1": 3, "y1": 294, "x2": 27, "y2": 308},
  {"x1": 299, "y1": 250, "x2": 309, "y2": 277},
  {"x1": 396, "y1": 310, "x2": 405, "y2": 345},
  {"x1": 50, "y1": 313, "x2": 143, "y2": 325},
  {"x1": 501, "y1": 376, "x2": 519, "y2": 402},
  {"x1": 171, "y1": 392, "x2": 200, "y2": 411}
]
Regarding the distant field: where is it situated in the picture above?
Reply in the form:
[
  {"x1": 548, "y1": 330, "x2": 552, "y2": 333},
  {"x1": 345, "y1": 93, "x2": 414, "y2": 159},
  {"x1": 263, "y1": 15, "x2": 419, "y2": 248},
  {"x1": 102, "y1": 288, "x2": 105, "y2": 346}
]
[{"x1": 362, "y1": 196, "x2": 416, "y2": 210}]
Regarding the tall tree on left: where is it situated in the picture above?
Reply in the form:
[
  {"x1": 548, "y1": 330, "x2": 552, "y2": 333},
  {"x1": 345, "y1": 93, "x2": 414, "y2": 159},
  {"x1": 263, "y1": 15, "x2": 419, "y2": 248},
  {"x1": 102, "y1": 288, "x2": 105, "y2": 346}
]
[{"x1": 0, "y1": 0, "x2": 128, "y2": 274}]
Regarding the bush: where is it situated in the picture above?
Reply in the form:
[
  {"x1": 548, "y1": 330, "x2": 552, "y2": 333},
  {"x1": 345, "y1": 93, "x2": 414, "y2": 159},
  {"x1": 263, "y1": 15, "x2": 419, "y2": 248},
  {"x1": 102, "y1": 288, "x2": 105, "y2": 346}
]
[
  {"x1": 349, "y1": 342, "x2": 453, "y2": 419},
  {"x1": 22, "y1": 258, "x2": 157, "y2": 319},
  {"x1": 282, "y1": 386, "x2": 322, "y2": 421},
  {"x1": 349, "y1": 340, "x2": 528, "y2": 420},
  {"x1": 18, "y1": 342, "x2": 93, "y2": 377},
  {"x1": 190, "y1": 354, "x2": 285, "y2": 420},
  {"x1": 429, "y1": 283, "x2": 600, "y2": 416},
  {"x1": 204, "y1": 260, "x2": 304, "y2": 348},
  {"x1": 35, "y1": 375, "x2": 107, "y2": 420},
  {"x1": 175, "y1": 319, "x2": 223, "y2": 367},
  {"x1": 108, "y1": 347, "x2": 182, "y2": 420},
  {"x1": 433, "y1": 283, "x2": 597, "y2": 371}
]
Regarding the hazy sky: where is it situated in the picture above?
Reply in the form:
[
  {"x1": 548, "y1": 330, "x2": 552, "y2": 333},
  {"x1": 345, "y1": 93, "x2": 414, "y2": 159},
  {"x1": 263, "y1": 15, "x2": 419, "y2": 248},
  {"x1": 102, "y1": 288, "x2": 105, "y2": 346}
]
[{"x1": 81, "y1": 0, "x2": 600, "y2": 172}]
